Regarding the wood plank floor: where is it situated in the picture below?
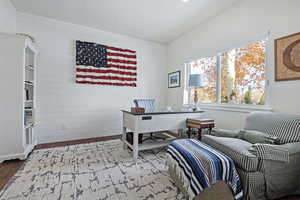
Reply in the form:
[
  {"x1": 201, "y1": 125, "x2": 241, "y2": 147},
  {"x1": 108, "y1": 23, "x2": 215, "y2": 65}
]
[
  {"x1": 0, "y1": 159, "x2": 23, "y2": 190},
  {"x1": 0, "y1": 135, "x2": 299, "y2": 200}
]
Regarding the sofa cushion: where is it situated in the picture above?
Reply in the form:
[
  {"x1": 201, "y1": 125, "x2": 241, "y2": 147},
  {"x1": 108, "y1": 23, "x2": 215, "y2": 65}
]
[
  {"x1": 244, "y1": 112, "x2": 300, "y2": 144},
  {"x1": 265, "y1": 118, "x2": 300, "y2": 144},
  {"x1": 211, "y1": 128, "x2": 240, "y2": 138},
  {"x1": 244, "y1": 112, "x2": 292, "y2": 133},
  {"x1": 239, "y1": 130, "x2": 279, "y2": 144},
  {"x1": 202, "y1": 135, "x2": 259, "y2": 172}
]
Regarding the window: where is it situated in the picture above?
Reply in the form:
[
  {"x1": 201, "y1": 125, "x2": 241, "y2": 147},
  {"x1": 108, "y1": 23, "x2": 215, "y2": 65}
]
[
  {"x1": 188, "y1": 56, "x2": 217, "y2": 103},
  {"x1": 184, "y1": 40, "x2": 266, "y2": 105}
]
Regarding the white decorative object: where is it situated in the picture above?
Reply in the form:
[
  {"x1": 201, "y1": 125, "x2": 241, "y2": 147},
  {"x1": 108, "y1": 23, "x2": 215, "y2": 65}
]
[
  {"x1": 0, "y1": 33, "x2": 38, "y2": 163},
  {"x1": 166, "y1": 106, "x2": 172, "y2": 111},
  {"x1": 189, "y1": 74, "x2": 206, "y2": 110}
]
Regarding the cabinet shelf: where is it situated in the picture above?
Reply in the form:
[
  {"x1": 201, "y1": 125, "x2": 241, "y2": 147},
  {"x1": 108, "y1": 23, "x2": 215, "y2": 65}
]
[
  {"x1": 25, "y1": 81, "x2": 34, "y2": 86},
  {"x1": 0, "y1": 33, "x2": 37, "y2": 163}
]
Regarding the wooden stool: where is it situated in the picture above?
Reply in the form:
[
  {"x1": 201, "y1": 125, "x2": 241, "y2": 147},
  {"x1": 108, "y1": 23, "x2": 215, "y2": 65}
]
[{"x1": 186, "y1": 118, "x2": 215, "y2": 140}]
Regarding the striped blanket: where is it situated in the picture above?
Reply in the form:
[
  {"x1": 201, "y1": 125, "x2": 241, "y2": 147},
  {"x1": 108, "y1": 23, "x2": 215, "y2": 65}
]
[{"x1": 167, "y1": 139, "x2": 243, "y2": 200}]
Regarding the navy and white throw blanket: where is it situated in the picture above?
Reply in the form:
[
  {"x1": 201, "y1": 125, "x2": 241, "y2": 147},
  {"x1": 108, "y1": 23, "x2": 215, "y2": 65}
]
[{"x1": 167, "y1": 139, "x2": 243, "y2": 200}]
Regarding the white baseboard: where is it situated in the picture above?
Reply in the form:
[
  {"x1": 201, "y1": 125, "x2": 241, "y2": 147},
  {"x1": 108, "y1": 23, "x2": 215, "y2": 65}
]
[
  {"x1": 0, "y1": 153, "x2": 27, "y2": 163},
  {"x1": 0, "y1": 141, "x2": 37, "y2": 163}
]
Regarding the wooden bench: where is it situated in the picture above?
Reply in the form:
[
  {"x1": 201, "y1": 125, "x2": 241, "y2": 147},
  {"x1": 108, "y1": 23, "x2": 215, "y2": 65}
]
[{"x1": 186, "y1": 118, "x2": 215, "y2": 140}]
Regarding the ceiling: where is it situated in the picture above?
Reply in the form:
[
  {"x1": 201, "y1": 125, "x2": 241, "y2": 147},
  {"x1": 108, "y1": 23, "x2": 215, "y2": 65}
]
[{"x1": 11, "y1": 0, "x2": 239, "y2": 43}]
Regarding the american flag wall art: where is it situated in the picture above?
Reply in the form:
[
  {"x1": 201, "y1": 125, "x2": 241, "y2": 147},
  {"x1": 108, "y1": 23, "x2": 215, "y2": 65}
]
[{"x1": 75, "y1": 40, "x2": 137, "y2": 87}]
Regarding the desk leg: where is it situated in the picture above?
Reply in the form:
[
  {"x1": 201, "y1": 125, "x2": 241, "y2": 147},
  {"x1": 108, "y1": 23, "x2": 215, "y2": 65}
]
[
  {"x1": 209, "y1": 127, "x2": 213, "y2": 135},
  {"x1": 122, "y1": 126, "x2": 126, "y2": 149},
  {"x1": 133, "y1": 131, "x2": 139, "y2": 161},
  {"x1": 198, "y1": 128, "x2": 202, "y2": 140},
  {"x1": 187, "y1": 127, "x2": 191, "y2": 138}
]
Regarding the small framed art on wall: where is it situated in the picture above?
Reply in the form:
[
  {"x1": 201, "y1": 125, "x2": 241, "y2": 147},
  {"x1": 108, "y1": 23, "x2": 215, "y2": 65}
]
[{"x1": 168, "y1": 71, "x2": 181, "y2": 88}]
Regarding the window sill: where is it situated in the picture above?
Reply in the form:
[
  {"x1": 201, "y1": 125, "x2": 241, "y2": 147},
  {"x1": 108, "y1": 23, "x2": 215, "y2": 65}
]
[{"x1": 194, "y1": 103, "x2": 273, "y2": 113}]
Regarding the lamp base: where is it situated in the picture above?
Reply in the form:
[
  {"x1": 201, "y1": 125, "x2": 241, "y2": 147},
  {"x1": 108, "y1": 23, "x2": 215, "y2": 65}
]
[
  {"x1": 193, "y1": 89, "x2": 199, "y2": 111},
  {"x1": 194, "y1": 90, "x2": 198, "y2": 103}
]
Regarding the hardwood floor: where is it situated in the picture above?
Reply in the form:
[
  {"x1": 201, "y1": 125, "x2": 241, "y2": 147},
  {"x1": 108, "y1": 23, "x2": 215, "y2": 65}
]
[
  {"x1": 0, "y1": 135, "x2": 299, "y2": 200},
  {"x1": 0, "y1": 159, "x2": 23, "y2": 190},
  {"x1": 35, "y1": 135, "x2": 121, "y2": 150}
]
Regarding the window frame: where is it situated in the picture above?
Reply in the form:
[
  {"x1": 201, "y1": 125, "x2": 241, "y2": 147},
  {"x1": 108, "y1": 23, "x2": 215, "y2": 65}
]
[{"x1": 183, "y1": 38, "x2": 272, "y2": 111}]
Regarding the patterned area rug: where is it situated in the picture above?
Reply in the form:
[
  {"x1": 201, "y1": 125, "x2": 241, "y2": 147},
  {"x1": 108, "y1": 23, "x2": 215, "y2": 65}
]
[{"x1": 0, "y1": 140, "x2": 184, "y2": 200}]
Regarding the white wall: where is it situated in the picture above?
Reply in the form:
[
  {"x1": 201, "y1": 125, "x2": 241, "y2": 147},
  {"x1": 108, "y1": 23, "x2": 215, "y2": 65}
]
[
  {"x1": 167, "y1": 0, "x2": 300, "y2": 129},
  {"x1": 0, "y1": 0, "x2": 16, "y2": 33},
  {"x1": 16, "y1": 13, "x2": 167, "y2": 143}
]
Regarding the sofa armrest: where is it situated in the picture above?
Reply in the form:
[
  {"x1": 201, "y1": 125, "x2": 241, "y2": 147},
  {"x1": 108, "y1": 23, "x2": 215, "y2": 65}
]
[
  {"x1": 279, "y1": 142, "x2": 300, "y2": 155},
  {"x1": 253, "y1": 142, "x2": 300, "y2": 173},
  {"x1": 253, "y1": 143, "x2": 300, "y2": 197},
  {"x1": 211, "y1": 128, "x2": 240, "y2": 138},
  {"x1": 249, "y1": 144, "x2": 289, "y2": 163}
]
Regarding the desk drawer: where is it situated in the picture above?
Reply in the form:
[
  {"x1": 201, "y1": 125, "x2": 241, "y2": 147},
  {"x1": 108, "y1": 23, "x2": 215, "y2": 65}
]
[
  {"x1": 137, "y1": 114, "x2": 200, "y2": 133},
  {"x1": 141, "y1": 116, "x2": 152, "y2": 120}
]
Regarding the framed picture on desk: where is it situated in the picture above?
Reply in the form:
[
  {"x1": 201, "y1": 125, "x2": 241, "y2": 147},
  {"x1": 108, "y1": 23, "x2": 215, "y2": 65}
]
[{"x1": 168, "y1": 71, "x2": 181, "y2": 88}]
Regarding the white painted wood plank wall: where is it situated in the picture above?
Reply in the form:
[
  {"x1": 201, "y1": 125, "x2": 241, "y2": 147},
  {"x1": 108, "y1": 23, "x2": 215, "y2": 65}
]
[{"x1": 16, "y1": 13, "x2": 168, "y2": 144}]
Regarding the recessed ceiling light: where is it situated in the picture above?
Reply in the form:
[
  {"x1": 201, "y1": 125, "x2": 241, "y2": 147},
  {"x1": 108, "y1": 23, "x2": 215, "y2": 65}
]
[{"x1": 181, "y1": 0, "x2": 190, "y2": 2}]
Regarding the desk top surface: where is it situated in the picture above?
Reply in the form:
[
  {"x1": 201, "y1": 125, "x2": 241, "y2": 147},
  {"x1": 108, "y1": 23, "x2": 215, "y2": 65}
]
[{"x1": 121, "y1": 110, "x2": 204, "y2": 116}]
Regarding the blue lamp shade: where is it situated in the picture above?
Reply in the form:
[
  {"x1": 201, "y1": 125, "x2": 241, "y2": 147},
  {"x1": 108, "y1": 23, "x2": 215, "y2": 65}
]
[{"x1": 189, "y1": 74, "x2": 206, "y2": 88}]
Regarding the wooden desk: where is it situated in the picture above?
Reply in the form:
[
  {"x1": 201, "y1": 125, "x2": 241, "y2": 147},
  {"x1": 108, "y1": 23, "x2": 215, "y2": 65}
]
[{"x1": 121, "y1": 110, "x2": 204, "y2": 160}]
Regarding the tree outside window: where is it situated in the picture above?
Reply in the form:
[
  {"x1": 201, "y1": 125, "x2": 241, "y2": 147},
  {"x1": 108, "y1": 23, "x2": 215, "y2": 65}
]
[
  {"x1": 186, "y1": 40, "x2": 266, "y2": 105},
  {"x1": 189, "y1": 56, "x2": 217, "y2": 103}
]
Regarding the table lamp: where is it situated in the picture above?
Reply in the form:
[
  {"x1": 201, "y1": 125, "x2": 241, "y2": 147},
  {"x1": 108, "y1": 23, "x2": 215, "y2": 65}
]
[{"x1": 189, "y1": 74, "x2": 205, "y2": 110}]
